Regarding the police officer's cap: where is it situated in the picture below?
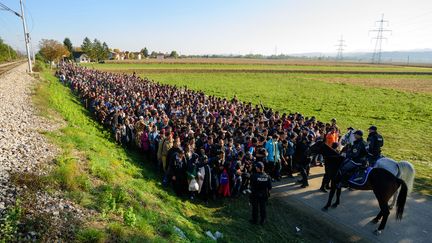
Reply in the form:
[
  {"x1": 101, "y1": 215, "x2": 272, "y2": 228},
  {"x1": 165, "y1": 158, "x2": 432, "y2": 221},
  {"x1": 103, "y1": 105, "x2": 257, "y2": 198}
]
[
  {"x1": 368, "y1": 125, "x2": 377, "y2": 131},
  {"x1": 256, "y1": 162, "x2": 264, "y2": 170},
  {"x1": 354, "y1": 130, "x2": 363, "y2": 136}
]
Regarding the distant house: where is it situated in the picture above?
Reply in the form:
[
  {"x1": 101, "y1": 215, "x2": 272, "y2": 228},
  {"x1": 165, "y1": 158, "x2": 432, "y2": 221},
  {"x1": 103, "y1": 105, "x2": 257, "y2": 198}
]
[
  {"x1": 72, "y1": 51, "x2": 89, "y2": 63},
  {"x1": 156, "y1": 54, "x2": 165, "y2": 60}
]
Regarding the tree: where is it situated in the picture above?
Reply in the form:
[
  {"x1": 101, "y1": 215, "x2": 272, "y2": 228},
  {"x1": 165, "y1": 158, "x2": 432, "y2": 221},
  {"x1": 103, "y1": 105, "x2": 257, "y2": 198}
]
[
  {"x1": 39, "y1": 39, "x2": 69, "y2": 68},
  {"x1": 90, "y1": 39, "x2": 102, "y2": 61},
  {"x1": 81, "y1": 37, "x2": 93, "y2": 57},
  {"x1": 0, "y1": 37, "x2": 18, "y2": 62},
  {"x1": 169, "y1": 50, "x2": 179, "y2": 58},
  {"x1": 141, "y1": 47, "x2": 149, "y2": 58},
  {"x1": 63, "y1": 37, "x2": 73, "y2": 53},
  {"x1": 102, "y1": 42, "x2": 110, "y2": 60}
]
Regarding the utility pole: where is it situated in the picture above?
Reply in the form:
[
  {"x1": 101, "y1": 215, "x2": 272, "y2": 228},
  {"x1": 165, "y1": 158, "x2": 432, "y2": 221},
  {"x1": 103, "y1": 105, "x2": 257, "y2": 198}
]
[
  {"x1": 0, "y1": 1, "x2": 32, "y2": 72},
  {"x1": 370, "y1": 14, "x2": 392, "y2": 64},
  {"x1": 335, "y1": 35, "x2": 346, "y2": 61},
  {"x1": 7, "y1": 44, "x2": 12, "y2": 61},
  {"x1": 20, "y1": 0, "x2": 32, "y2": 73}
]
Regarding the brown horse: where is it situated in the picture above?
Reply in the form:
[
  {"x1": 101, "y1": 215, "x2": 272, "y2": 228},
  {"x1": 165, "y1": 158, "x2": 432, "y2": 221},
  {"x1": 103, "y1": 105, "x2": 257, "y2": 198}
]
[{"x1": 308, "y1": 140, "x2": 415, "y2": 235}]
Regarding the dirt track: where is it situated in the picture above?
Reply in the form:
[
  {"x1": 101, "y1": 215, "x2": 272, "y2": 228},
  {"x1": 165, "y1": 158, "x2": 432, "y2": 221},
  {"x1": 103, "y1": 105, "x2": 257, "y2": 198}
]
[{"x1": 272, "y1": 167, "x2": 432, "y2": 243}]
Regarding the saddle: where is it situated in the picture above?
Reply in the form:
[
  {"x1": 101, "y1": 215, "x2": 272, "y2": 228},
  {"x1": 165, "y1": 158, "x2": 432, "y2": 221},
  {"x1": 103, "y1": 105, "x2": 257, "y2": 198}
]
[{"x1": 348, "y1": 167, "x2": 373, "y2": 186}]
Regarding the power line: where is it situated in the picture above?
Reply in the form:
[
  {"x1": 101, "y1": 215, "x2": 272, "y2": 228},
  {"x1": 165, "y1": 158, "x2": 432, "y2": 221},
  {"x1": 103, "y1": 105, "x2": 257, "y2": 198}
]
[
  {"x1": 335, "y1": 35, "x2": 346, "y2": 60},
  {"x1": 370, "y1": 14, "x2": 392, "y2": 64},
  {"x1": 0, "y1": 0, "x2": 32, "y2": 72}
]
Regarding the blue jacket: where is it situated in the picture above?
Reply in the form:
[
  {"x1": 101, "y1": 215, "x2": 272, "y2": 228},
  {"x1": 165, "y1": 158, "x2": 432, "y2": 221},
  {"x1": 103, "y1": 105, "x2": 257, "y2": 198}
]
[{"x1": 265, "y1": 139, "x2": 274, "y2": 162}]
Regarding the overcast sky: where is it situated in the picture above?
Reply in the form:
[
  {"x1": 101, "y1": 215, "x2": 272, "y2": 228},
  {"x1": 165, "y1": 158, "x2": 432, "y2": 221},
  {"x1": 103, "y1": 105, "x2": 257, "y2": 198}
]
[{"x1": 0, "y1": 0, "x2": 431, "y2": 55}]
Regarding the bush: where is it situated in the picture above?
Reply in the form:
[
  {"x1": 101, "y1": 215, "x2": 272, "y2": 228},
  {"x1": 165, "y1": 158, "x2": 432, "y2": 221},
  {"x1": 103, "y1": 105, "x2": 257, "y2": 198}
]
[
  {"x1": 76, "y1": 228, "x2": 106, "y2": 243},
  {"x1": 123, "y1": 207, "x2": 136, "y2": 227},
  {"x1": 0, "y1": 200, "x2": 23, "y2": 242}
]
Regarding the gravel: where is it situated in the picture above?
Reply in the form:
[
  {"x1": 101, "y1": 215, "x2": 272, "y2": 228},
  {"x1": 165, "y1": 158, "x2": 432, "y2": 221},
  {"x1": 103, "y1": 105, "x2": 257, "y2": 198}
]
[{"x1": 0, "y1": 65, "x2": 93, "y2": 239}]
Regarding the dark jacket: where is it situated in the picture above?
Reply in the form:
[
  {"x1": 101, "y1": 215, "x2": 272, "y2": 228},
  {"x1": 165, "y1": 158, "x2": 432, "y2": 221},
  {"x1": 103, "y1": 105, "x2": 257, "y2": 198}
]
[
  {"x1": 367, "y1": 132, "x2": 383, "y2": 158},
  {"x1": 346, "y1": 138, "x2": 368, "y2": 165},
  {"x1": 250, "y1": 172, "x2": 272, "y2": 200}
]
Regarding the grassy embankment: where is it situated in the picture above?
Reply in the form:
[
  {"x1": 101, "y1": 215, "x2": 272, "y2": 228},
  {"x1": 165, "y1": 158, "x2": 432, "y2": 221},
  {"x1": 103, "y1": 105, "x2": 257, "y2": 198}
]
[
  {"x1": 83, "y1": 62, "x2": 431, "y2": 195},
  {"x1": 18, "y1": 67, "x2": 362, "y2": 242}
]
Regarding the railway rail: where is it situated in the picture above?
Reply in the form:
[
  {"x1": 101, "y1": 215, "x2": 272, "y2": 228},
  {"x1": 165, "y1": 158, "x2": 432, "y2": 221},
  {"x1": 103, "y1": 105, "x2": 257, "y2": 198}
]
[{"x1": 0, "y1": 60, "x2": 26, "y2": 76}]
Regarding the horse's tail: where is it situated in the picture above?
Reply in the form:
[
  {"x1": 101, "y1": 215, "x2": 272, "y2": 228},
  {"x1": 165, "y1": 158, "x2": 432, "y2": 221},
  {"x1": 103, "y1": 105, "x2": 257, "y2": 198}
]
[
  {"x1": 396, "y1": 178, "x2": 407, "y2": 221},
  {"x1": 398, "y1": 160, "x2": 415, "y2": 194}
]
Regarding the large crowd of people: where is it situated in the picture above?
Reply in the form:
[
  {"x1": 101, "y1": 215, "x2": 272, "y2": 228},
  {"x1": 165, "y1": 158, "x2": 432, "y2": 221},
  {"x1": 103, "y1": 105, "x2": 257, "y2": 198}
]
[{"x1": 56, "y1": 62, "x2": 381, "y2": 205}]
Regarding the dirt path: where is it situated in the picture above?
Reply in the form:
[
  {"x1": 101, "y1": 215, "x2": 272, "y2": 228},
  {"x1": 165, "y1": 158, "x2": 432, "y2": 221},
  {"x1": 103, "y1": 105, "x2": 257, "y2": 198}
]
[{"x1": 272, "y1": 167, "x2": 431, "y2": 243}]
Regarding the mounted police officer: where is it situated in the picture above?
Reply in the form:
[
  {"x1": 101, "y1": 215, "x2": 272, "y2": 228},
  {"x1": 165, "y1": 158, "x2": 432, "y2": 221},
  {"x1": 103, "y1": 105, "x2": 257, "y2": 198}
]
[
  {"x1": 367, "y1": 125, "x2": 384, "y2": 165},
  {"x1": 249, "y1": 162, "x2": 272, "y2": 225},
  {"x1": 338, "y1": 130, "x2": 368, "y2": 184}
]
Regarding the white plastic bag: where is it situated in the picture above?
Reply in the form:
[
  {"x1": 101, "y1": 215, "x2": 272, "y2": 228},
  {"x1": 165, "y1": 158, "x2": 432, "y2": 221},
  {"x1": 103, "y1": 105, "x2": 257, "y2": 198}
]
[{"x1": 189, "y1": 178, "x2": 199, "y2": 191}]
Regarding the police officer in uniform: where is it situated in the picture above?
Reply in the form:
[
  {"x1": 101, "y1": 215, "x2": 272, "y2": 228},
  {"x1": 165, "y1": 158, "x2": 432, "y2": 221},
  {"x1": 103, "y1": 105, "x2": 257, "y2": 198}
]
[
  {"x1": 339, "y1": 130, "x2": 368, "y2": 182},
  {"x1": 367, "y1": 125, "x2": 384, "y2": 165},
  {"x1": 249, "y1": 162, "x2": 272, "y2": 225}
]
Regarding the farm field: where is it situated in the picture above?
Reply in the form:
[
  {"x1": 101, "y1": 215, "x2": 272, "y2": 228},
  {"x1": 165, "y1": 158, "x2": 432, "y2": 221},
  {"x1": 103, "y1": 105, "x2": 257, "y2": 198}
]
[
  {"x1": 86, "y1": 61, "x2": 432, "y2": 195},
  {"x1": 85, "y1": 61, "x2": 432, "y2": 73}
]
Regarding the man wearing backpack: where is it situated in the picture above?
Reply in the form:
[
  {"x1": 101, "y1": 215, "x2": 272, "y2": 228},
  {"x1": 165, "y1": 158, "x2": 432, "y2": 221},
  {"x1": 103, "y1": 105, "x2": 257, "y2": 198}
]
[{"x1": 249, "y1": 162, "x2": 272, "y2": 226}]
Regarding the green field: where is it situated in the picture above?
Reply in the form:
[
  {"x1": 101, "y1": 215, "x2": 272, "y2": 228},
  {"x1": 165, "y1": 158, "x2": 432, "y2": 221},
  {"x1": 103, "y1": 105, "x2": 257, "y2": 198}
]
[
  {"x1": 18, "y1": 66, "x2": 361, "y2": 242},
  {"x1": 86, "y1": 61, "x2": 432, "y2": 195},
  {"x1": 84, "y1": 62, "x2": 432, "y2": 73}
]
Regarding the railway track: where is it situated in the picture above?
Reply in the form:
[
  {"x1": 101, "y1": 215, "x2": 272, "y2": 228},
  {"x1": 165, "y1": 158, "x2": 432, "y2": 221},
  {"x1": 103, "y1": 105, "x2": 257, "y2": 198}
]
[{"x1": 0, "y1": 60, "x2": 27, "y2": 76}]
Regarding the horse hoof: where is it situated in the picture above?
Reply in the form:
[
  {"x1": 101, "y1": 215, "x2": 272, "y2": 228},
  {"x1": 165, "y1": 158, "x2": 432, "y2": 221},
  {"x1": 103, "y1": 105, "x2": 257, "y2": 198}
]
[
  {"x1": 373, "y1": 229, "x2": 382, "y2": 236},
  {"x1": 331, "y1": 203, "x2": 339, "y2": 208},
  {"x1": 370, "y1": 218, "x2": 379, "y2": 224},
  {"x1": 322, "y1": 207, "x2": 329, "y2": 212}
]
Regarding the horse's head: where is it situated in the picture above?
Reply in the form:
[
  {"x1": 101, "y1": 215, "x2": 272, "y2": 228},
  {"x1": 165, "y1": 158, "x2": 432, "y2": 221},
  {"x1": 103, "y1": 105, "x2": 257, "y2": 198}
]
[{"x1": 340, "y1": 129, "x2": 356, "y2": 146}]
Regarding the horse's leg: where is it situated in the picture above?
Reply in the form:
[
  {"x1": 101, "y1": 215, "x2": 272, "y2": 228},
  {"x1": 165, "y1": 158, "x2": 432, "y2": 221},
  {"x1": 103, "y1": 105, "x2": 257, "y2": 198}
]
[
  {"x1": 371, "y1": 210, "x2": 383, "y2": 224},
  {"x1": 373, "y1": 188, "x2": 391, "y2": 235},
  {"x1": 323, "y1": 181, "x2": 336, "y2": 211},
  {"x1": 331, "y1": 187, "x2": 342, "y2": 208},
  {"x1": 389, "y1": 189, "x2": 399, "y2": 210}
]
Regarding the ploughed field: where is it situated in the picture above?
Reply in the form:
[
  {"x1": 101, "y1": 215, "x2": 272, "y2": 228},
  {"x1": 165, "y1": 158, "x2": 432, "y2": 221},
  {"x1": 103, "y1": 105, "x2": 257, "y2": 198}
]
[{"x1": 84, "y1": 59, "x2": 432, "y2": 195}]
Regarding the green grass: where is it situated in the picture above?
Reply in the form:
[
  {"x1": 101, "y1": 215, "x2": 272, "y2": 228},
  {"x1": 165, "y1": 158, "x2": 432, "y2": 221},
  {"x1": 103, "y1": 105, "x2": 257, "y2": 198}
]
[
  {"x1": 83, "y1": 62, "x2": 432, "y2": 73},
  {"x1": 31, "y1": 67, "x2": 359, "y2": 242},
  {"x1": 137, "y1": 72, "x2": 432, "y2": 196}
]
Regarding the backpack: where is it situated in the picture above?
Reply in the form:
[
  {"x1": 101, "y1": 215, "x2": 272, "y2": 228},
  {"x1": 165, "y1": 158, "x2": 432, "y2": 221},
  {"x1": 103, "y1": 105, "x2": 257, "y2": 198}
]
[{"x1": 220, "y1": 170, "x2": 229, "y2": 185}]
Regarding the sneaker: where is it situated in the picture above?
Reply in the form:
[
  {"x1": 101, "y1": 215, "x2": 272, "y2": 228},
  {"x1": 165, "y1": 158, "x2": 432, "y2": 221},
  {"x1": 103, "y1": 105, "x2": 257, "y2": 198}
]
[
  {"x1": 246, "y1": 189, "x2": 252, "y2": 194},
  {"x1": 301, "y1": 184, "x2": 309, "y2": 188}
]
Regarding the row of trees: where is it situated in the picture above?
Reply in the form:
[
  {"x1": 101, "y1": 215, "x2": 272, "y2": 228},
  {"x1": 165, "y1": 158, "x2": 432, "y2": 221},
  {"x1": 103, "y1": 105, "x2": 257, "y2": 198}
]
[
  {"x1": 38, "y1": 36, "x2": 180, "y2": 64},
  {"x1": 0, "y1": 37, "x2": 19, "y2": 63},
  {"x1": 81, "y1": 37, "x2": 110, "y2": 62}
]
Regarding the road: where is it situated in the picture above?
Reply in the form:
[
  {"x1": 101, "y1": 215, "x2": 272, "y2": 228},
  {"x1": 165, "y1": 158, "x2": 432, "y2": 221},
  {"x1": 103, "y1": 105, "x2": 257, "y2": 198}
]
[{"x1": 272, "y1": 166, "x2": 431, "y2": 243}]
